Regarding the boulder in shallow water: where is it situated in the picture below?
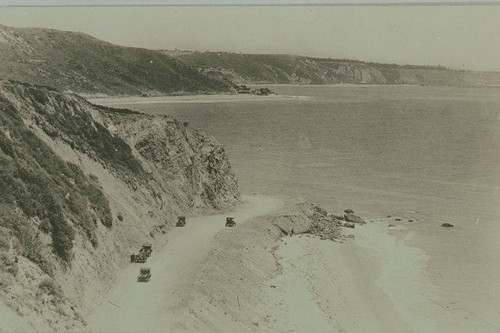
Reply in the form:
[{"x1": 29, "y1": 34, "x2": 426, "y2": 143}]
[
  {"x1": 344, "y1": 213, "x2": 366, "y2": 225},
  {"x1": 441, "y1": 223, "x2": 454, "y2": 228},
  {"x1": 344, "y1": 209, "x2": 355, "y2": 214}
]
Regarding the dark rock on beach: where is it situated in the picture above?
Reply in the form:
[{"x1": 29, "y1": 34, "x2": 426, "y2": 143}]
[
  {"x1": 329, "y1": 213, "x2": 345, "y2": 220},
  {"x1": 441, "y1": 223, "x2": 454, "y2": 228},
  {"x1": 344, "y1": 213, "x2": 366, "y2": 225},
  {"x1": 342, "y1": 222, "x2": 355, "y2": 229},
  {"x1": 313, "y1": 205, "x2": 328, "y2": 217}
]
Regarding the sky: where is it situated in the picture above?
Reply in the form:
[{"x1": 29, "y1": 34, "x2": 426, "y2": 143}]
[
  {"x1": 1, "y1": 0, "x2": 498, "y2": 4},
  {"x1": 0, "y1": 4, "x2": 499, "y2": 71}
]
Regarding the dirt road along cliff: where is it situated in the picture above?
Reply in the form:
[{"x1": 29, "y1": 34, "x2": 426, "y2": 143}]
[{"x1": 85, "y1": 195, "x2": 282, "y2": 333}]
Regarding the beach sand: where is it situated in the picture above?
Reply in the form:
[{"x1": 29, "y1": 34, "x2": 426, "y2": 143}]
[
  {"x1": 87, "y1": 93, "x2": 308, "y2": 107},
  {"x1": 258, "y1": 218, "x2": 500, "y2": 333},
  {"x1": 256, "y1": 220, "x2": 445, "y2": 333}
]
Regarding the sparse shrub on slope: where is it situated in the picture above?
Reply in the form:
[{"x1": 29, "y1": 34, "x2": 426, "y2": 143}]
[{"x1": 38, "y1": 278, "x2": 64, "y2": 304}]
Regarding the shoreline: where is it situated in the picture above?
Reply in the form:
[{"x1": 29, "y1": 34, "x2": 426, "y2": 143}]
[
  {"x1": 257, "y1": 218, "x2": 439, "y2": 333},
  {"x1": 267, "y1": 215, "x2": 500, "y2": 333},
  {"x1": 132, "y1": 195, "x2": 444, "y2": 333},
  {"x1": 350, "y1": 220, "x2": 440, "y2": 332},
  {"x1": 87, "y1": 93, "x2": 309, "y2": 106}
]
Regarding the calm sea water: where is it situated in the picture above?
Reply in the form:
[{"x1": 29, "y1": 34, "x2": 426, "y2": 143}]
[{"x1": 113, "y1": 84, "x2": 500, "y2": 331}]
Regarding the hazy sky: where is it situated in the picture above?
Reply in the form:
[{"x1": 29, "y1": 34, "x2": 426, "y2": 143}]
[{"x1": 1, "y1": 5, "x2": 499, "y2": 71}]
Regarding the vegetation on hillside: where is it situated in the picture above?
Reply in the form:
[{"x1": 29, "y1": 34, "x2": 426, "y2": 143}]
[
  {"x1": 163, "y1": 50, "x2": 498, "y2": 87},
  {"x1": 0, "y1": 84, "x2": 113, "y2": 270},
  {"x1": 0, "y1": 24, "x2": 233, "y2": 95},
  {"x1": 4, "y1": 81, "x2": 146, "y2": 178}
]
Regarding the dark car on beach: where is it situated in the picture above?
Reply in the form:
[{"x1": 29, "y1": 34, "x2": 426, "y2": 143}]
[
  {"x1": 137, "y1": 267, "x2": 151, "y2": 282},
  {"x1": 225, "y1": 217, "x2": 236, "y2": 227},
  {"x1": 176, "y1": 216, "x2": 186, "y2": 227}
]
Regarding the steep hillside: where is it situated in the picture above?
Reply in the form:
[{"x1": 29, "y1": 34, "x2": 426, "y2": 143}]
[
  {"x1": 163, "y1": 51, "x2": 500, "y2": 87},
  {"x1": 0, "y1": 80, "x2": 240, "y2": 331},
  {"x1": 0, "y1": 25, "x2": 234, "y2": 96}
]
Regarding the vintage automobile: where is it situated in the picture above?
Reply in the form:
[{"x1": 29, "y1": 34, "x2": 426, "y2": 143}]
[
  {"x1": 130, "y1": 252, "x2": 147, "y2": 263},
  {"x1": 137, "y1": 267, "x2": 151, "y2": 282},
  {"x1": 130, "y1": 244, "x2": 152, "y2": 263},
  {"x1": 225, "y1": 217, "x2": 236, "y2": 227},
  {"x1": 176, "y1": 216, "x2": 186, "y2": 227},
  {"x1": 139, "y1": 243, "x2": 153, "y2": 257}
]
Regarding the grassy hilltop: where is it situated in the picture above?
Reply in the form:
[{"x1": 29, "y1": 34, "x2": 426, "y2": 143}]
[{"x1": 0, "y1": 25, "x2": 234, "y2": 96}]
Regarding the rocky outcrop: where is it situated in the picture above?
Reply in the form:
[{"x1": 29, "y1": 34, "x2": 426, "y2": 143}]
[
  {"x1": 0, "y1": 80, "x2": 240, "y2": 331},
  {"x1": 344, "y1": 210, "x2": 366, "y2": 225},
  {"x1": 99, "y1": 111, "x2": 240, "y2": 210}
]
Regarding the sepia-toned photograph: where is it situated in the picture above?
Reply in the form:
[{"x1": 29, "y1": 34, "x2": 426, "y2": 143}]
[{"x1": 0, "y1": 1, "x2": 499, "y2": 332}]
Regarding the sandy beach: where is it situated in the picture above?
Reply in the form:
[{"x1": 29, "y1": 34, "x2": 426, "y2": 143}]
[
  {"x1": 260, "y1": 218, "x2": 500, "y2": 333},
  {"x1": 87, "y1": 93, "x2": 309, "y2": 107},
  {"x1": 256, "y1": 222, "x2": 437, "y2": 333}
]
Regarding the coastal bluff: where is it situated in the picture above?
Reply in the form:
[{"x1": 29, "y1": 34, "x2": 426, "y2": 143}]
[{"x1": 0, "y1": 80, "x2": 240, "y2": 331}]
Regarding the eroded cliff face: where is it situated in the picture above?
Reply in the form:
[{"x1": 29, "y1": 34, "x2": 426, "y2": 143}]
[
  {"x1": 0, "y1": 80, "x2": 240, "y2": 331},
  {"x1": 97, "y1": 109, "x2": 240, "y2": 210}
]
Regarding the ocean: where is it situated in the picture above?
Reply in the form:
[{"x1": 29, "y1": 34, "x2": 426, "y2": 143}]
[{"x1": 111, "y1": 84, "x2": 500, "y2": 331}]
